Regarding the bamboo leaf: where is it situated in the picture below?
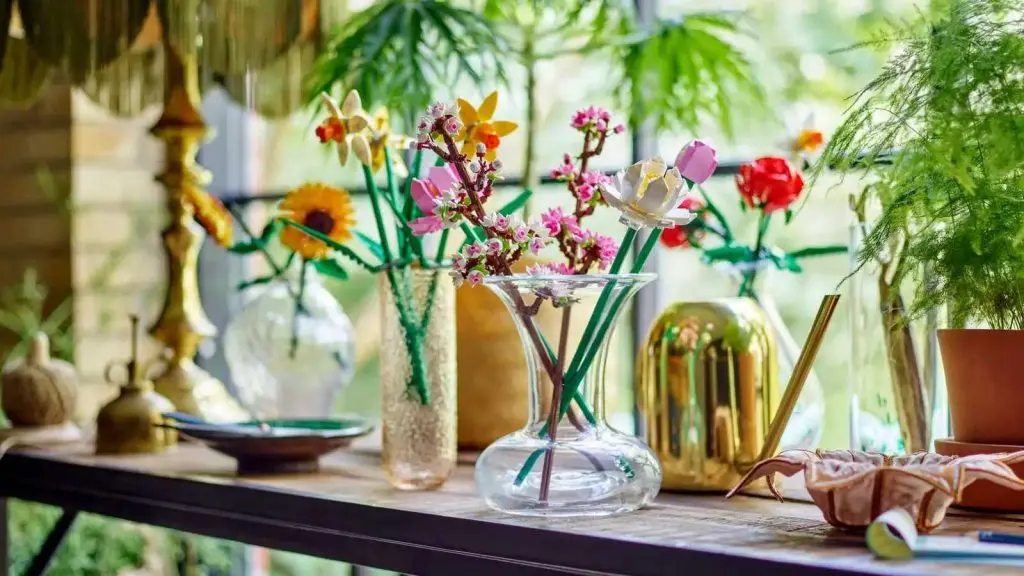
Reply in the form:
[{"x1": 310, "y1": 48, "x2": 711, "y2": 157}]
[
  {"x1": 356, "y1": 231, "x2": 386, "y2": 261},
  {"x1": 313, "y1": 259, "x2": 350, "y2": 281},
  {"x1": 498, "y1": 188, "x2": 533, "y2": 216}
]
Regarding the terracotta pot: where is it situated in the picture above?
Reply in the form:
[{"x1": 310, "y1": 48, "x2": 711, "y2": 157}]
[
  {"x1": 934, "y1": 438, "x2": 1024, "y2": 513},
  {"x1": 938, "y1": 328, "x2": 1024, "y2": 444}
]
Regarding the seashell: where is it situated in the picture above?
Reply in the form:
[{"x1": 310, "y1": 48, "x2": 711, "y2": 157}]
[{"x1": 726, "y1": 449, "x2": 1024, "y2": 533}]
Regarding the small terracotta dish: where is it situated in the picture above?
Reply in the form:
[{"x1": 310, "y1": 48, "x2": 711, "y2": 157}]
[
  {"x1": 727, "y1": 449, "x2": 1024, "y2": 533},
  {"x1": 934, "y1": 438, "x2": 1024, "y2": 513},
  {"x1": 160, "y1": 414, "x2": 374, "y2": 475}
]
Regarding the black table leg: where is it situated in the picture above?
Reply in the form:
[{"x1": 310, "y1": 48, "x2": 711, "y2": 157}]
[{"x1": 22, "y1": 509, "x2": 77, "y2": 576}]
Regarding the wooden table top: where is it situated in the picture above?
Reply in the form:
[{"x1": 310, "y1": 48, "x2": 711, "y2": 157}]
[{"x1": 2, "y1": 439, "x2": 1024, "y2": 576}]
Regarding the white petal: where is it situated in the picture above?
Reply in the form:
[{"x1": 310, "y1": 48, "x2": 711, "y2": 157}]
[
  {"x1": 336, "y1": 139, "x2": 350, "y2": 165},
  {"x1": 342, "y1": 90, "x2": 363, "y2": 116},
  {"x1": 615, "y1": 171, "x2": 637, "y2": 202},
  {"x1": 662, "y1": 207, "x2": 696, "y2": 226},
  {"x1": 348, "y1": 112, "x2": 371, "y2": 133},
  {"x1": 636, "y1": 177, "x2": 672, "y2": 215},
  {"x1": 352, "y1": 134, "x2": 372, "y2": 166},
  {"x1": 601, "y1": 183, "x2": 624, "y2": 208},
  {"x1": 320, "y1": 92, "x2": 343, "y2": 120}
]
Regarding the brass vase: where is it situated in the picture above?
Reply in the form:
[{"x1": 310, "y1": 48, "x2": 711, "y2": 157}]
[
  {"x1": 636, "y1": 298, "x2": 779, "y2": 491},
  {"x1": 380, "y1": 268, "x2": 456, "y2": 490}
]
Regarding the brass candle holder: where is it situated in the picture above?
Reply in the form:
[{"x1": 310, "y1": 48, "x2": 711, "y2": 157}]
[
  {"x1": 147, "y1": 40, "x2": 247, "y2": 423},
  {"x1": 96, "y1": 315, "x2": 178, "y2": 455}
]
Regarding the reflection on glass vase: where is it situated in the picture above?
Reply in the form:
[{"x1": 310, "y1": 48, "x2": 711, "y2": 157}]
[
  {"x1": 846, "y1": 223, "x2": 947, "y2": 454},
  {"x1": 475, "y1": 274, "x2": 662, "y2": 517},
  {"x1": 723, "y1": 264, "x2": 825, "y2": 450},
  {"x1": 380, "y1": 267, "x2": 457, "y2": 490},
  {"x1": 224, "y1": 269, "x2": 356, "y2": 419}
]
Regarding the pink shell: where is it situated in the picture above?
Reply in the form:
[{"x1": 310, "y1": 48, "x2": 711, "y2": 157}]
[{"x1": 726, "y1": 449, "x2": 1024, "y2": 533}]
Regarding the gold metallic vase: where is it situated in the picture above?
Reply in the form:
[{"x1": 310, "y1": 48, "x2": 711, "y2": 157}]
[
  {"x1": 96, "y1": 316, "x2": 178, "y2": 455},
  {"x1": 636, "y1": 298, "x2": 779, "y2": 492},
  {"x1": 380, "y1": 268, "x2": 456, "y2": 490}
]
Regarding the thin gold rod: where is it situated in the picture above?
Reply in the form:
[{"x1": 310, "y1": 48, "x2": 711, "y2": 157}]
[{"x1": 752, "y1": 294, "x2": 841, "y2": 467}]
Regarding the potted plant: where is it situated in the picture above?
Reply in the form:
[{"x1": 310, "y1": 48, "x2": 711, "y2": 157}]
[{"x1": 821, "y1": 0, "x2": 1024, "y2": 446}]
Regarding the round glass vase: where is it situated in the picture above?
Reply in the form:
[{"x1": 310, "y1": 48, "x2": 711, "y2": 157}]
[
  {"x1": 380, "y1": 267, "x2": 457, "y2": 490},
  {"x1": 475, "y1": 273, "x2": 662, "y2": 517},
  {"x1": 223, "y1": 268, "x2": 356, "y2": 419},
  {"x1": 721, "y1": 263, "x2": 826, "y2": 451}
]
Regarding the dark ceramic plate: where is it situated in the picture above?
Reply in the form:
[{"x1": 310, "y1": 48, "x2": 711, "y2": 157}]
[{"x1": 160, "y1": 415, "x2": 374, "y2": 475}]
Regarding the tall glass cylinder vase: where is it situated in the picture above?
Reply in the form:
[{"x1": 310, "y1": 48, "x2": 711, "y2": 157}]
[
  {"x1": 846, "y1": 224, "x2": 947, "y2": 453},
  {"x1": 722, "y1": 264, "x2": 825, "y2": 450},
  {"x1": 474, "y1": 274, "x2": 662, "y2": 517},
  {"x1": 380, "y1": 267, "x2": 456, "y2": 490}
]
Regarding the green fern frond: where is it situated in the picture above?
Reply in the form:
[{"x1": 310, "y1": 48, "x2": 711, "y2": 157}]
[
  {"x1": 612, "y1": 12, "x2": 766, "y2": 136},
  {"x1": 307, "y1": 0, "x2": 509, "y2": 130},
  {"x1": 825, "y1": 0, "x2": 1024, "y2": 329}
]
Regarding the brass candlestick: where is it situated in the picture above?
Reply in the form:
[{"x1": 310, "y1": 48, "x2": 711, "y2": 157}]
[
  {"x1": 96, "y1": 315, "x2": 177, "y2": 455},
  {"x1": 147, "y1": 40, "x2": 247, "y2": 423}
]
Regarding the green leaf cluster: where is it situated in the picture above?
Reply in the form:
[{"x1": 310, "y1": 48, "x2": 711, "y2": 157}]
[
  {"x1": 614, "y1": 11, "x2": 766, "y2": 135},
  {"x1": 307, "y1": 0, "x2": 508, "y2": 129},
  {"x1": 821, "y1": 0, "x2": 1024, "y2": 329}
]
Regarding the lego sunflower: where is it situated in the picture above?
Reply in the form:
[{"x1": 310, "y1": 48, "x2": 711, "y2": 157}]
[{"x1": 278, "y1": 183, "x2": 356, "y2": 260}]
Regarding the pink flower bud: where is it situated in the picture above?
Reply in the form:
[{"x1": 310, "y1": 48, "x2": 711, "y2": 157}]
[
  {"x1": 674, "y1": 139, "x2": 718, "y2": 184},
  {"x1": 444, "y1": 118, "x2": 461, "y2": 135},
  {"x1": 512, "y1": 225, "x2": 529, "y2": 243},
  {"x1": 613, "y1": 124, "x2": 625, "y2": 134},
  {"x1": 595, "y1": 119, "x2": 607, "y2": 132},
  {"x1": 467, "y1": 270, "x2": 484, "y2": 286},
  {"x1": 577, "y1": 183, "x2": 594, "y2": 202},
  {"x1": 529, "y1": 237, "x2": 546, "y2": 255},
  {"x1": 485, "y1": 238, "x2": 503, "y2": 254}
]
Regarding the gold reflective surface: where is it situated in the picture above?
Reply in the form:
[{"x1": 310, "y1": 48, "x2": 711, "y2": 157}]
[{"x1": 636, "y1": 298, "x2": 779, "y2": 492}]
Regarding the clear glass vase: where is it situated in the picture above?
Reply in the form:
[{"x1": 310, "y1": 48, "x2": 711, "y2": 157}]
[
  {"x1": 223, "y1": 269, "x2": 356, "y2": 419},
  {"x1": 722, "y1": 264, "x2": 825, "y2": 450},
  {"x1": 847, "y1": 224, "x2": 947, "y2": 453},
  {"x1": 475, "y1": 273, "x2": 662, "y2": 517},
  {"x1": 380, "y1": 267, "x2": 457, "y2": 490}
]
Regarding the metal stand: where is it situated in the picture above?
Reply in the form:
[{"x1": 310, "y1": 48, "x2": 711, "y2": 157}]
[{"x1": 22, "y1": 509, "x2": 78, "y2": 576}]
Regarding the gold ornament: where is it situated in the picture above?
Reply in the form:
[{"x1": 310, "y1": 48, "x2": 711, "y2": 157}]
[
  {"x1": 1, "y1": 333, "x2": 78, "y2": 427},
  {"x1": 95, "y1": 315, "x2": 178, "y2": 455}
]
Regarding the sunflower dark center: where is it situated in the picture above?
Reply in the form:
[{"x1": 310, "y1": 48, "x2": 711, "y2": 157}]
[{"x1": 303, "y1": 210, "x2": 335, "y2": 235}]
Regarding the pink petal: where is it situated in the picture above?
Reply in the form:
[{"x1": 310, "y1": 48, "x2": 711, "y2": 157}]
[
  {"x1": 675, "y1": 139, "x2": 718, "y2": 184},
  {"x1": 428, "y1": 164, "x2": 458, "y2": 193},
  {"x1": 408, "y1": 216, "x2": 443, "y2": 235},
  {"x1": 410, "y1": 180, "x2": 437, "y2": 214}
]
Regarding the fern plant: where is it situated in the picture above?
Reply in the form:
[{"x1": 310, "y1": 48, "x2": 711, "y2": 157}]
[
  {"x1": 307, "y1": 0, "x2": 508, "y2": 130},
  {"x1": 821, "y1": 0, "x2": 1024, "y2": 330}
]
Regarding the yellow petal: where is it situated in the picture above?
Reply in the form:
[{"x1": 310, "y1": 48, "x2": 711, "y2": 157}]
[
  {"x1": 370, "y1": 145, "x2": 385, "y2": 173},
  {"x1": 341, "y1": 90, "x2": 363, "y2": 116},
  {"x1": 374, "y1": 107, "x2": 390, "y2": 132},
  {"x1": 485, "y1": 148, "x2": 498, "y2": 161},
  {"x1": 352, "y1": 134, "x2": 372, "y2": 166},
  {"x1": 491, "y1": 120, "x2": 517, "y2": 137},
  {"x1": 336, "y1": 139, "x2": 350, "y2": 165},
  {"x1": 454, "y1": 126, "x2": 468, "y2": 142},
  {"x1": 461, "y1": 139, "x2": 476, "y2": 157},
  {"x1": 320, "y1": 92, "x2": 343, "y2": 120},
  {"x1": 478, "y1": 91, "x2": 498, "y2": 122},
  {"x1": 458, "y1": 98, "x2": 478, "y2": 125}
]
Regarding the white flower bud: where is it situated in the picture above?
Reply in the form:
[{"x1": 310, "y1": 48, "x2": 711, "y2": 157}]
[
  {"x1": 476, "y1": 143, "x2": 486, "y2": 155},
  {"x1": 469, "y1": 160, "x2": 481, "y2": 173}
]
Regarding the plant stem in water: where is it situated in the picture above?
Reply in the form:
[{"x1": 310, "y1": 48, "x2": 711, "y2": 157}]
[
  {"x1": 289, "y1": 259, "x2": 308, "y2": 359},
  {"x1": 538, "y1": 306, "x2": 573, "y2": 503}
]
